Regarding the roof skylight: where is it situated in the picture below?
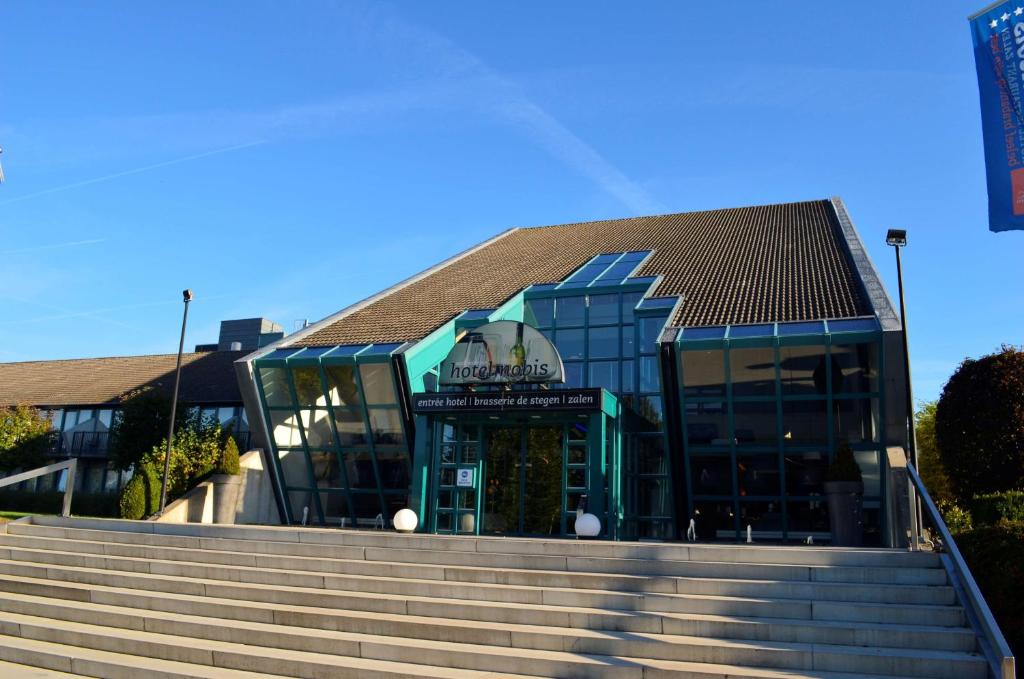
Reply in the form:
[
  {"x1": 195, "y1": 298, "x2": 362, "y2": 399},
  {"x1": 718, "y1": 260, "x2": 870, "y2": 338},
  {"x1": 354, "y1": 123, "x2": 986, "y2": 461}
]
[{"x1": 558, "y1": 251, "x2": 652, "y2": 289}]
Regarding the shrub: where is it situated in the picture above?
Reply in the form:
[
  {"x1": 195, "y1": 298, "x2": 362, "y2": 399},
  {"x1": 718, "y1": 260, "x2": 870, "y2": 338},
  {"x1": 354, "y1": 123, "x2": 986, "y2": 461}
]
[
  {"x1": 971, "y1": 490, "x2": 1024, "y2": 526},
  {"x1": 936, "y1": 346, "x2": 1024, "y2": 500},
  {"x1": 0, "y1": 405, "x2": 54, "y2": 472},
  {"x1": 955, "y1": 521, "x2": 1024, "y2": 657},
  {"x1": 215, "y1": 436, "x2": 241, "y2": 476},
  {"x1": 915, "y1": 401, "x2": 955, "y2": 504},
  {"x1": 826, "y1": 440, "x2": 862, "y2": 483},
  {"x1": 119, "y1": 473, "x2": 147, "y2": 519},
  {"x1": 938, "y1": 500, "x2": 973, "y2": 534}
]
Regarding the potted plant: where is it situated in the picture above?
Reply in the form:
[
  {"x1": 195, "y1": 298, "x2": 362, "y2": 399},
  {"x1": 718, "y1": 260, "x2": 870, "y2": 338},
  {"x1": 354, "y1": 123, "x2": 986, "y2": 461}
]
[
  {"x1": 824, "y1": 440, "x2": 863, "y2": 546},
  {"x1": 211, "y1": 436, "x2": 242, "y2": 524}
]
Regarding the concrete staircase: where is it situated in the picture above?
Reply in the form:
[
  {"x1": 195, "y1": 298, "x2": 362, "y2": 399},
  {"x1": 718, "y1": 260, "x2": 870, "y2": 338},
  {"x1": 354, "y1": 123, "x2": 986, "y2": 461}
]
[{"x1": 0, "y1": 516, "x2": 987, "y2": 679}]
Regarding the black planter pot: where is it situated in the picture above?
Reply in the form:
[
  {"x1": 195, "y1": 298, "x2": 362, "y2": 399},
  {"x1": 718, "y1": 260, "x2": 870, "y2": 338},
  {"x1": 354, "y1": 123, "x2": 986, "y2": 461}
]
[{"x1": 824, "y1": 480, "x2": 864, "y2": 547}]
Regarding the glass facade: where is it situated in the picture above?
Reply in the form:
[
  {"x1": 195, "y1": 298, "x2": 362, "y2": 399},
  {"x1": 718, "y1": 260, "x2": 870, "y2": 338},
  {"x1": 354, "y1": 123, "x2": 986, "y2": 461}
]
[
  {"x1": 254, "y1": 344, "x2": 411, "y2": 526},
  {"x1": 678, "y1": 320, "x2": 884, "y2": 542}
]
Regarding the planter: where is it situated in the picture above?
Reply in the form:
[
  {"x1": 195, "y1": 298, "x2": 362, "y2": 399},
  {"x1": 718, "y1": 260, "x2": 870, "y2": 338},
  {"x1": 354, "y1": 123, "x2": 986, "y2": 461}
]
[
  {"x1": 211, "y1": 474, "x2": 242, "y2": 525},
  {"x1": 824, "y1": 480, "x2": 864, "y2": 546}
]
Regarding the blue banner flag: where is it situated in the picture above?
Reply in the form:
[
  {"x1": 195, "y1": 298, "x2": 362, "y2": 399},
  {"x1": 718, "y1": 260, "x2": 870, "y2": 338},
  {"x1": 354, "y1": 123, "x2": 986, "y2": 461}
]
[{"x1": 970, "y1": 1, "x2": 1024, "y2": 232}]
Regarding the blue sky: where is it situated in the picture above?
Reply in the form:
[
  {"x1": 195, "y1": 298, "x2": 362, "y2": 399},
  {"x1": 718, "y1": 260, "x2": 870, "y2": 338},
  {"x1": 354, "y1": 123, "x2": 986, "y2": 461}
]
[{"x1": 1, "y1": 1, "x2": 1020, "y2": 405}]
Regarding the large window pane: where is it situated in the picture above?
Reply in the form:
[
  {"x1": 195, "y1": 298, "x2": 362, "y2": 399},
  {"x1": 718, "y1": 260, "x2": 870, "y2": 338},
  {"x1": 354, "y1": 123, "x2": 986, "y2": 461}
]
[
  {"x1": 832, "y1": 343, "x2": 879, "y2": 394},
  {"x1": 621, "y1": 359, "x2": 635, "y2": 393},
  {"x1": 588, "y1": 326, "x2": 618, "y2": 359},
  {"x1": 310, "y1": 451, "x2": 342, "y2": 488},
  {"x1": 737, "y1": 454, "x2": 781, "y2": 496},
  {"x1": 259, "y1": 367, "x2": 293, "y2": 407},
  {"x1": 729, "y1": 347, "x2": 776, "y2": 397},
  {"x1": 682, "y1": 349, "x2": 726, "y2": 398},
  {"x1": 685, "y1": 402, "x2": 728, "y2": 446},
  {"x1": 377, "y1": 450, "x2": 410, "y2": 489},
  {"x1": 324, "y1": 365, "x2": 362, "y2": 407},
  {"x1": 524, "y1": 298, "x2": 553, "y2": 328},
  {"x1": 555, "y1": 329, "x2": 584, "y2": 360},
  {"x1": 291, "y1": 366, "x2": 326, "y2": 406},
  {"x1": 270, "y1": 410, "x2": 303, "y2": 447},
  {"x1": 780, "y1": 345, "x2": 827, "y2": 396},
  {"x1": 691, "y1": 457, "x2": 733, "y2": 495},
  {"x1": 563, "y1": 362, "x2": 584, "y2": 389},
  {"x1": 785, "y1": 452, "x2": 828, "y2": 495},
  {"x1": 782, "y1": 400, "x2": 828, "y2": 446},
  {"x1": 788, "y1": 500, "x2": 829, "y2": 534},
  {"x1": 636, "y1": 436, "x2": 668, "y2": 475},
  {"x1": 277, "y1": 449, "x2": 311, "y2": 487},
  {"x1": 589, "y1": 294, "x2": 619, "y2": 325},
  {"x1": 359, "y1": 364, "x2": 397, "y2": 405},
  {"x1": 301, "y1": 409, "x2": 334, "y2": 449},
  {"x1": 636, "y1": 396, "x2": 663, "y2": 431},
  {"x1": 855, "y1": 449, "x2": 881, "y2": 497},
  {"x1": 693, "y1": 500, "x2": 735, "y2": 539},
  {"x1": 555, "y1": 296, "x2": 585, "y2": 327},
  {"x1": 638, "y1": 316, "x2": 666, "y2": 354},
  {"x1": 637, "y1": 478, "x2": 670, "y2": 517},
  {"x1": 332, "y1": 409, "x2": 367, "y2": 446},
  {"x1": 621, "y1": 325, "x2": 635, "y2": 357},
  {"x1": 287, "y1": 490, "x2": 317, "y2": 523},
  {"x1": 732, "y1": 401, "x2": 777, "y2": 446},
  {"x1": 368, "y1": 408, "x2": 404, "y2": 445},
  {"x1": 834, "y1": 398, "x2": 878, "y2": 444},
  {"x1": 621, "y1": 292, "x2": 643, "y2": 324},
  {"x1": 639, "y1": 355, "x2": 660, "y2": 393},
  {"x1": 319, "y1": 492, "x2": 348, "y2": 525},
  {"x1": 344, "y1": 451, "x2": 378, "y2": 489},
  {"x1": 588, "y1": 361, "x2": 619, "y2": 392},
  {"x1": 740, "y1": 501, "x2": 783, "y2": 534}
]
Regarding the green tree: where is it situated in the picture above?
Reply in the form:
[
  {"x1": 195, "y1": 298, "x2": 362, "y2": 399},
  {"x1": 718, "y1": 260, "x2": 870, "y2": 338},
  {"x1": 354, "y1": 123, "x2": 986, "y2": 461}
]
[
  {"x1": 935, "y1": 346, "x2": 1024, "y2": 500},
  {"x1": 108, "y1": 388, "x2": 172, "y2": 471},
  {"x1": 915, "y1": 401, "x2": 954, "y2": 504},
  {"x1": 0, "y1": 405, "x2": 54, "y2": 472}
]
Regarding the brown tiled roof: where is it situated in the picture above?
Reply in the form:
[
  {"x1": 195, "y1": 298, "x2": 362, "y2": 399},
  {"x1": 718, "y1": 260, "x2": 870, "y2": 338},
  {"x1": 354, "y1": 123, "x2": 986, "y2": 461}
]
[
  {"x1": 0, "y1": 351, "x2": 245, "y2": 408},
  {"x1": 296, "y1": 199, "x2": 870, "y2": 347}
]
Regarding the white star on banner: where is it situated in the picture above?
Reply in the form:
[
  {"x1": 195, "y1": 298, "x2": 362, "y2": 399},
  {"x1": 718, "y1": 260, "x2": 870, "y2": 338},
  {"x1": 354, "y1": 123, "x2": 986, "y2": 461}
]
[
  {"x1": 1002, "y1": 12, "x2": 1011, "y2": 21},
  {"x1": 1016, "y1": 7, "x2": 1023, "y2": 15},
  {"x1": 992, "y1": 18, "x2": 1000, "y2": 27}
]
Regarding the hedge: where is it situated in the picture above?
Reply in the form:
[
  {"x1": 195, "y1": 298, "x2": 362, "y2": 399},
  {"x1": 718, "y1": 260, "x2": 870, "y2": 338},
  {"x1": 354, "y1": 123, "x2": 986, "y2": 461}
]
[
  {"x1": 955, "y1": 521, "x2": 1024, "y2": 658},
  {"x1": 970, "y1": 490, "x2": 1024, "y2": 526}
]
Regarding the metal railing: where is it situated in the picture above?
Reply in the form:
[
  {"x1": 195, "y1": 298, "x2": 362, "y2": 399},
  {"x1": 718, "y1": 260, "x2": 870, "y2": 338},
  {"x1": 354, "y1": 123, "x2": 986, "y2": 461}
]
[
  {"x1": 907, "y1": 462, "x2": 1016, "y2": 679},
  {"x1": 0, "y1": 458, "x2": 78, "y2": 517}
]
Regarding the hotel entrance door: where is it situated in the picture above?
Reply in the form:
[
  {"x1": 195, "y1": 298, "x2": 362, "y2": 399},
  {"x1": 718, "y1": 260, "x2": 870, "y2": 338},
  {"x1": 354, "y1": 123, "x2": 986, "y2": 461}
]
[{"x1": 483, "y1": 426, "x2": 563, "y2": 536}]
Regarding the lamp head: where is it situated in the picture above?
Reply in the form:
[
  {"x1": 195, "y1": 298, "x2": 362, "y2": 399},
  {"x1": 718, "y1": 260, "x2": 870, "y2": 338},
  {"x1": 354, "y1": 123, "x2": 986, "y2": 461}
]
[
  {"x1": 886, "y1": 229, "x2": 907, "y2": 247},
  {"x1": 182, "y1": 289, "x2": 194, "y2": 303}
]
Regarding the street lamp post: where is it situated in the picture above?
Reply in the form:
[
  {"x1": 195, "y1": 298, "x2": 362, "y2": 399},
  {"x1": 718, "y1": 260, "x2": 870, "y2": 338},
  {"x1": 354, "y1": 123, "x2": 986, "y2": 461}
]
[
  {"x1": 885, "y1": 229, "x2": 917, "y2": 469},
  {"x1": 158, "y1": 289, "x2": 193, "y2": 515}
]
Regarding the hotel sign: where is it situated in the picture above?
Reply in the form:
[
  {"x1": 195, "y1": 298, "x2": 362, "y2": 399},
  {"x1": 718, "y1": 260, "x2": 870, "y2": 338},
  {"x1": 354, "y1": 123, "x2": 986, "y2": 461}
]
[
  {"x1": 439, "y1": 320, "x2": 564, "y2": 386},
  {"x1": 413, "y1": 388, "x2": 602, "y2": 413}
]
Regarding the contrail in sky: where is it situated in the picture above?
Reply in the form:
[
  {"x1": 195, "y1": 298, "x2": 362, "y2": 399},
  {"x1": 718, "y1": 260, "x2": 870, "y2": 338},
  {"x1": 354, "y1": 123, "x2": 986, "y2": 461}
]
[
  {"x1": 0, "y1": 238, "x2": 106, "y2": 255},
  {"x1": 0, "y1": 140, "x2": 266, "y2": 206}
]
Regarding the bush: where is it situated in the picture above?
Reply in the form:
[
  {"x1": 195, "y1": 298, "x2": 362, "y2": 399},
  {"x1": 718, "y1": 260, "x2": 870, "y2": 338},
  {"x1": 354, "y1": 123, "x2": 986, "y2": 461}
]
[
  {"x1": 216, "y1": 436, "x2": 240, "y2": 476},
  {"x1": 936, "y1": 346, "x2": 1024, "y2": 500},
  {"x1": 971, "y1": 490, "x2": 1024, "y2": 526},
  {"x1": 938, "y1": 500, "x2": 973, "y2": 533},
  {"x1": 0, "y1": 405, "x2": 54, "y2": 473},
  {"x1": 119, "y1": 473, "x2": 147, "y2": 520},
  {"x1": 955, "y1": 521, "x2": 1024, "y2": 657}
]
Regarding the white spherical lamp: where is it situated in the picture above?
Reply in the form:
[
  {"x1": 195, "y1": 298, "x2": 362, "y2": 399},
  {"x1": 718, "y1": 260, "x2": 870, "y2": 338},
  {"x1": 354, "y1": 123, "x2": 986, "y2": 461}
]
[
  {"x1": 393, "y1": 508, "x2": 418, "y2": 533},
  {"x1": 574, "y1": 512, "x2": 601, "y2": 538}
]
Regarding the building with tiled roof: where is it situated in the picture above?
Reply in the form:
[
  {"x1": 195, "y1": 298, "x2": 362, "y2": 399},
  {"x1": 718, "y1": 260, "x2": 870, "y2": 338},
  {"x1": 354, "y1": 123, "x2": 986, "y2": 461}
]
[
  {"x1": 0, "y1": 319, "x2": 281, "y2": 497},
  {"x1": 237, "y1": 197, "x2": 910, "y2": 545}
]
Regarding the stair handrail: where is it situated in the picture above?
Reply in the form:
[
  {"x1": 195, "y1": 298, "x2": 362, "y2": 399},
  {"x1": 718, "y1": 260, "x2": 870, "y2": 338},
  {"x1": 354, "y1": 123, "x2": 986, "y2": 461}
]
[
  {"x1": 907, "y1": 462, "x2": 1015, "y2": 679},
  {"x1": 0, "y1": 458, "x2": 78, "y2": 518}
]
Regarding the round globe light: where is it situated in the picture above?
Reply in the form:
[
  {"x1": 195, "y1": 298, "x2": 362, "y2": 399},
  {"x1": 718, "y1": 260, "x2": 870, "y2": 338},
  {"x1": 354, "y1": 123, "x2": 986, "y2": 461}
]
[
  {"x1": 574, "y1": 512, "x2": 601, "y2": 538},
  {"x1": 393, "y1": 508, "x2": 418, "y2": 533}
]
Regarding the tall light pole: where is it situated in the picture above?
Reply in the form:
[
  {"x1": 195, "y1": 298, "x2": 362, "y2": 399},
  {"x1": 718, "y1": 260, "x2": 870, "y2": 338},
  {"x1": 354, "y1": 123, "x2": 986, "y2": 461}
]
[
  {"x1": 158, "y1": 289, "x2": 193, "y2": 514},
  {"x1": 885, "y1": 229, "x2": 917, "y2": 471}
]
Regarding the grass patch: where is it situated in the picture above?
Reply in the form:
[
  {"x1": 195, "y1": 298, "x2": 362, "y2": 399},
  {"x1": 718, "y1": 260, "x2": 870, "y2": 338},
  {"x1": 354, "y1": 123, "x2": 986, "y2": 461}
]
[{"x1": 0, "y1": 511, "x2": 34, "y2": 523}]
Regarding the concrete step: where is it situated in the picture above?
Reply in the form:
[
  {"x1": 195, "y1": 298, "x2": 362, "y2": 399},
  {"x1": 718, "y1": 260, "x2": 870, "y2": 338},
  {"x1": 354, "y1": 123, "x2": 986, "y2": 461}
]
[
  {"x1": 0, "y1": 555, "x2": 968, "y2": 629},
  {"x1": 4, "y1": 523, "x2": 949, "y2": 586},
  {"x1": 0, "y1": 601, "x2": 987, "y2": 679},
  {"x1": 0, "y1": 537, "x2": 957, "y2": 606},
  {"x1": 21, "y1": 516, "x2": 944, "y2": 568},
  {"x1": 0, "y1": 578, "x2": 978, "y2": 655},
  {"x1": 0, "y1": 658, "x2": 85, "y2": 678}
]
